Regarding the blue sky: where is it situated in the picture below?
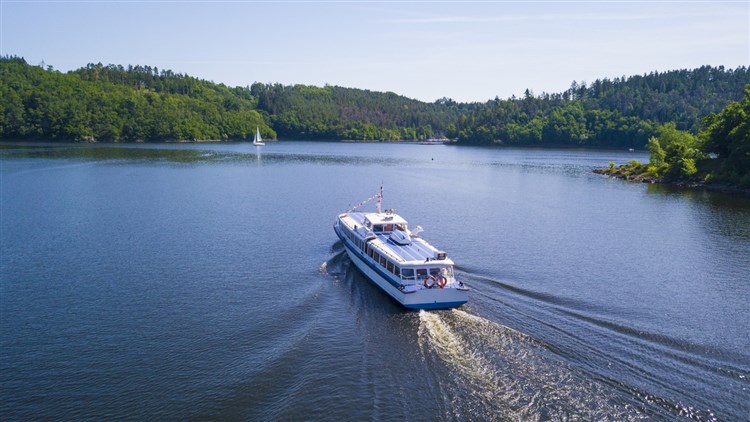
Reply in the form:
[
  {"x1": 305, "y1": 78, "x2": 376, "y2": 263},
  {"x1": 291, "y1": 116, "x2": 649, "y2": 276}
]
[{"x1": 1, "y1": 1, "x2": 748, "y2": 102}]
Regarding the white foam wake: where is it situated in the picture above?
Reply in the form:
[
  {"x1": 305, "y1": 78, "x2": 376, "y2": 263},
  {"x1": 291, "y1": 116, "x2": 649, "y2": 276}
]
[
  {"x1": 417, "y1": 309, "x2": 643, "y2": 421},
  {"x1": 418, "y1": 310, "x2": 527, "y2": 420}
]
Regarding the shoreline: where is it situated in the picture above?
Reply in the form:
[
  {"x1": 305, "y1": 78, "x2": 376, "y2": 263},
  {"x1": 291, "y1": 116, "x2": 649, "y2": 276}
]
[
  {"x1": 2, "y1": 138, "x2": 643, "y2": 151},
  {"x1": 593, "y1": 168, "x2": 750, "y2": 196}
]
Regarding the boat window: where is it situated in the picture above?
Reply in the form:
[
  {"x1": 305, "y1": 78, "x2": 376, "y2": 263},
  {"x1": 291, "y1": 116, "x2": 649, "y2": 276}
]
[
  {"x1": 430, "y1": 268, "x2": 441, "y2": 276},
  {"x1": 380, "y1": 256, "x2": 387, "y2": 267},
  {"x1": 386, "y1": 261, "x2": 394, "y2": 273},
  {"x1": 373, "y1": 225, "x2": 383, "y2": 233},
  {"x1": 384, "y1": 224, "x2": 394, "y2": 232},
  {"x1": 402, "y1": 268, "x2": 414, "y2": 279},
  {"x1": 416, "y1": 268, "x2": 427, "y2": 277},
  {"x1": 394, "y1": 266, "x2": 400, "y2": 276}
]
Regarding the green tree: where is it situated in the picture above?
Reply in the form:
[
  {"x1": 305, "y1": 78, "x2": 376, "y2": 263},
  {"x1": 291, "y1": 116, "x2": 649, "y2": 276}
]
[
  {"x1": 645, "y1": 123, "x2": 703, "y2": 179},
  {"x1": 700, "y1": 85, "x2": 750, "y2": 186}
]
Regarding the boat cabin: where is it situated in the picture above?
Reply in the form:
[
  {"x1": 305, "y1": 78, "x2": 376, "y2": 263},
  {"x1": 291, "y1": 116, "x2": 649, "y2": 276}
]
[
  {"x1": 363, "y1": 210, "x2": 408, "y2": 234},
  {"x1": 338, "y1": 210, "x2": 455, "y2": 288}
]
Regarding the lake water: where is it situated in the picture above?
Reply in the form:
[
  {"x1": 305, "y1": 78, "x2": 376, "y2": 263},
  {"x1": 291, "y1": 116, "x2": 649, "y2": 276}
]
[{"x1": 1, "y1": 141, "x2": 748, "y2": 420}]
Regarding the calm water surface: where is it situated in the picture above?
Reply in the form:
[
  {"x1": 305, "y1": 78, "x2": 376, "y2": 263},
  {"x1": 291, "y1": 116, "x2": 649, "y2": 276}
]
[{"x1": 1, "y1": 142, "x2": 748, "y2": 420}]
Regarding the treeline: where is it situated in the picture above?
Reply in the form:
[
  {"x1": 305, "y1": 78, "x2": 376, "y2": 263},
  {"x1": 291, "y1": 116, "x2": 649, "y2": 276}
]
[
  {"x1": 451, "y1": 66, "x2": 750, "y2": 148},
  {"x1": 0, "y1": 57, "x2": 272, "y2": 141},
  {"x1": 250, "y1": 83, "x2": 475, "y2": 141},
  {"x1": 598, "y1": 85, "x2": 750, "y2": 188},
  {"x1": 1, "y1": 55, "x2": 748, "y2": 147}
]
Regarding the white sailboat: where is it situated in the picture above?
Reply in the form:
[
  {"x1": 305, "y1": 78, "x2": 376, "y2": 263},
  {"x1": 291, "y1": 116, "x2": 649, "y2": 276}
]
[{"x1": 253, "y1": 126, "x2": 265, "y2": 146}]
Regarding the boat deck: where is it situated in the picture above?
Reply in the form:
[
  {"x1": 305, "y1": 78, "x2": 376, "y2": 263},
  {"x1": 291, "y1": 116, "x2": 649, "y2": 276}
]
[
  {"x1": 343, "y1": 212, "x2": 452, "y2": 266},
  {"x1": 336, "y1": 205, "x2": 468, "y2": 309}
]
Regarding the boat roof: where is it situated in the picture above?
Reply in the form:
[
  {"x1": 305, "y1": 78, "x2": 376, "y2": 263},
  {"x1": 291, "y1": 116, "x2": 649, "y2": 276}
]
[
  {"x1": 342, "y1": 212, "x2": 453, "y2": 266},
  {"x1": 364, "y1": 212, "x2": 408, "y2": 226},
  {"x1": 370, "y1": 234, "x2": 453, "y2": 266}
]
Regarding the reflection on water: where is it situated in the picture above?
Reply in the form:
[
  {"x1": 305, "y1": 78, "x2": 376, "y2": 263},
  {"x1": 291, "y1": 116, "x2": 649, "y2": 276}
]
[
  {"x1": 646, "y1": 183, "x2": 750, "y2": 240},
  {"x1": 0, "y1": 143, "x2": 415, "y2": 168},
  {"x1": 1, "y1": 143, "x2": 216, "y2": 162}
]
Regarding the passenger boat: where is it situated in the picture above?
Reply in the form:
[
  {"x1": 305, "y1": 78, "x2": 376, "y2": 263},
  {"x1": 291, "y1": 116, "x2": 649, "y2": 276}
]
[{"x1": 334, "y1": 189, "x2": 468, "y2": 309}]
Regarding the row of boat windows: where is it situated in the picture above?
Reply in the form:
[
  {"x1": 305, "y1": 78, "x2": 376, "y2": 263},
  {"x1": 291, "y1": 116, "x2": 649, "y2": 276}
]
[
  {"x1": 372, "y1": 223, "x2": 406, "y2": 233},
  {"x1": 343, "y1": 224, "x2": 445, "y2": 281}
]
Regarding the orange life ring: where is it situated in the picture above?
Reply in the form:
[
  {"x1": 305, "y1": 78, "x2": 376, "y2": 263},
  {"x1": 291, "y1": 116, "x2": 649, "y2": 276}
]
[
  {"x1": 437, "y1": 276, "x2": 447, "y2": 288},
  {"x1": 423, "y1": 275, "x2": 436, "y2": 288}
]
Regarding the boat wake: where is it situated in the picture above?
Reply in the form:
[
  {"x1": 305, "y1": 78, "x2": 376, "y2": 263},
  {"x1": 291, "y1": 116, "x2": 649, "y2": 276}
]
[
  {"x1": 320, "y1": 242, "x2": 347, "y2": 277},
  {"x1": 322, "y1": 248, "x2": 733, "y2": 419},
  {"x1": 453, "y1": 268, "x2": 744, "y2": 420},
  {"x1": 418, "y1": 309, "x2": 647, "y2": 421}
]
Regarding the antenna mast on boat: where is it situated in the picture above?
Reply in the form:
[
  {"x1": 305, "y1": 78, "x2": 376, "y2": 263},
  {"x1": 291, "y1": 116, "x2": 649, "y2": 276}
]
[{"x1": 376, "y1": 185, "x2": 383, "y2": 214}]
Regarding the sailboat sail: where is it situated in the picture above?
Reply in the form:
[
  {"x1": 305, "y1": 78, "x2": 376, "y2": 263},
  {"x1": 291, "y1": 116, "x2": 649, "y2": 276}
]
[{"x1": 253, "y1": 126, "x2": 265, "y2": 146}]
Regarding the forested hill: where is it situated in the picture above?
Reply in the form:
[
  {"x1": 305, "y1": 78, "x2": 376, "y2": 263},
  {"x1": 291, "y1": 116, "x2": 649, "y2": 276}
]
[
  {"x1": 451, "y1": 66, "x2": 750, "y2": 148},
  {"x1": 249, "y1": 83, "x2": 476, "y2": 140},
  {"x1": 1, "y1": 55, "x2": 748, "y2": 147},
  {"x1": 1, "y1": 58, "x2": 271, "y2": 142}
]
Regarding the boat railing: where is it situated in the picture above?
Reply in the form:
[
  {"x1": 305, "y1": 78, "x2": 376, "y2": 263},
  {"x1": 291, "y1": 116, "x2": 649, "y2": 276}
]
[
  {"x1": 399, "y1": 270, "x2": 459, "y2": 286},
  {"x1": 370, "y1": 238, "x2": 406, "y2": 263}
]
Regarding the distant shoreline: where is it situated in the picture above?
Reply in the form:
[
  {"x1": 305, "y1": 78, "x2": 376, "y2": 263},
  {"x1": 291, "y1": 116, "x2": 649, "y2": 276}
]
[
  {"x1": 593, "y1": 167, "x2": 750, "y2": 196},
  {"x1": 0, "y1": 138, "x2": 646, "y2": 151}
]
